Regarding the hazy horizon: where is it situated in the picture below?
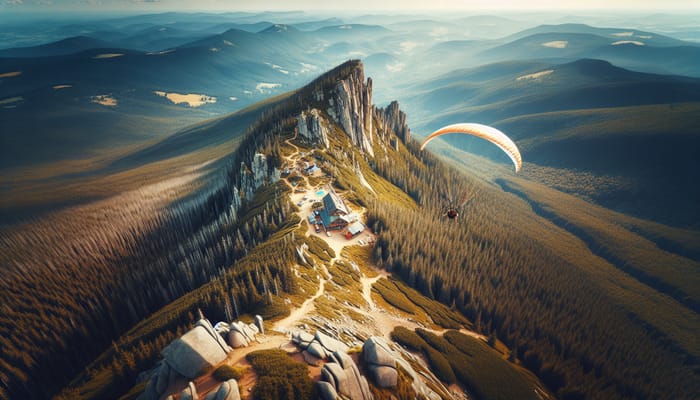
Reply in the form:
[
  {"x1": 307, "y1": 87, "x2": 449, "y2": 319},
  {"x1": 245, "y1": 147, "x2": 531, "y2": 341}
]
[{"x1": 1, "y1": 0, "x2": 699, "y2": 13}]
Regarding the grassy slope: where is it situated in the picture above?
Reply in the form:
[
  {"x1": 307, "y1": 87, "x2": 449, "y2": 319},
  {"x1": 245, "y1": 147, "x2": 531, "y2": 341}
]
[{"x1": 0, "y1": 90, "x2": 293, "y2": 223}]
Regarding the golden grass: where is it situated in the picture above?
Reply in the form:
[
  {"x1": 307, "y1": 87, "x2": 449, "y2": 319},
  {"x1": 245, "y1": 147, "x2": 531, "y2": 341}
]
[
  {"x1": 153, "y1": 91, "x2": 217, "y2": 107},
  {"x1": 0, "y1": 137, "x2": 240, "y2": 213},
  {"x1": 93, "y1": 53, "x2": 124, "y2": 59},
  {"x1": 90, "y1": 94, "x2": 117, "y2": 106}
]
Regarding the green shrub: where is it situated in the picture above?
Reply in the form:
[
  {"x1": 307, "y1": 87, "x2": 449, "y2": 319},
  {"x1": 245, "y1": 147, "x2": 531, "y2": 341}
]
[
  {"x1": 372, "y1": 279, "x2": 416, "y2": 314},
  {"x1": 423, "y1": 346, "x2": 457, "y2": 385},
  {"x1": 392, "y1": 279, "x2": 467, "y2": 329},
  {"x1": 212, "y1": 364, "x2": 246, "y2": 381},
  {"x1": 246, "y1": 349, "x2": 314, "y2": 400},
  {"x1": 390, "y1": 326, "x2": 427, "y2": 352}
]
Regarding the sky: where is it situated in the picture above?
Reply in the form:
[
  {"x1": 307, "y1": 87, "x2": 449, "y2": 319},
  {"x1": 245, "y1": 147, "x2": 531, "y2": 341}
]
[{"x1": 1, "y1": 0, "x2": 699, "y2": 12}]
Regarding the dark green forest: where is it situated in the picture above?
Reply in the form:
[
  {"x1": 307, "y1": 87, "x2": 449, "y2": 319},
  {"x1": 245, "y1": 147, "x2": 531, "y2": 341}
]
[{"x1": 367, "y1": 136, "x2": 699, "y2": 399}]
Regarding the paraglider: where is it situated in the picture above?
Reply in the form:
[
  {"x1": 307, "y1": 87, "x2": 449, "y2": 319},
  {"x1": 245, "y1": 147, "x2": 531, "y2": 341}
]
[
  {"x1": 420, "y1": 123, "x2": 522, "y2": 173},
  {"x1": 443, "y1": 191, "x2": 476, "y2": 222},
  {"x1": 421, "y1": 122, "x2": 521, "y2": 221}
]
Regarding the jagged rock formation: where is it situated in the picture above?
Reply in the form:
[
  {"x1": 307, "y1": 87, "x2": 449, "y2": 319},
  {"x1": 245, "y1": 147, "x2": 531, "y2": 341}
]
[
  {"x1": 239, "y1": 153, "x2": 280, "y2": 200},
  {"x1": 205, "y1": 379, "x2": 241, "y2": 400},
  {"x1": 318, "y1": 351, "x2": 373, "y2": 400},
  {"x1": 298, "y1": 109, "x2": 330, "y2": 148},
  {"x1": 374, "y1": 100, "x2": 411, "y2": 144},
  {"x1": 324, "y1": 65, "x2": 374, "y2": 156}
]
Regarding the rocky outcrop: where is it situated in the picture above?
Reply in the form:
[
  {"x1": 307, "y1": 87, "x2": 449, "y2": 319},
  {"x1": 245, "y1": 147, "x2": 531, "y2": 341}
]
[
  {"x1": 318, "y1": 351, "x2": 373, "y2": 400},
  {"x1": 315, "y1": 331, "x2": 349, "y2": 355},
  {"x1": 139, "y1": 316, "x2": 260, "y2": 400},
  {"x1": 140, "y1": 359, "x2": 181, "y2": 400},
  {"x1": 291, "y1": 330, "x2": 315, "y2": 348},
  {"x1": 140, "y1": 319, "x2": 222, "y2": 400},
  {"x1": 326, "y1": 65, "x2": 374, "y2": 156},
  {"x1": 374, "y1": 100, "x2": 411, "y2": 144},
  {"x1": 363, "y1": 337, "x2": 443, "y2": 399},
  {"x1": 226, "y1": 321, "x2": 259, "y2": 349},
  {"x1": 292, "y1": 330, "x2": 350, "y2": 363},
  {"x1": 181, "y1": 381, "x2": 198, "y2": 400},
  {"x1": 239, "y1": 153, "x2": 280, "y2": 200},
  {"x1": 298, "y1": 109, "x2": 330, "y2": 148},
  {"x1": 363, "y1": 337, "x2": 397, "y2": 388},
  {"x1": 161, "y1": 319, "x2": 231, "y2": 379},
  {"x1": 227, "y1": 330, "x2": 248, "y2": 349},
  {"x1": 205, "y1": 379, "x2": 241, "y2": 400},
  {"x1": 290, "y1": 328, "x2": 372, "y2": 400},
  {"x1": 316, "y1": 381, "x2": 338, "y2": 400},
  {"x1": 254, "y1": 315, "x2": 264, "y2": 335}
]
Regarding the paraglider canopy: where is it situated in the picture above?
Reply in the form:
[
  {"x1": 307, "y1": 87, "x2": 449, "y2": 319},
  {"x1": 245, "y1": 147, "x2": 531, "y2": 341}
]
[{"x1": 420, "y1": 123, "x2": 522, "y2": 173}]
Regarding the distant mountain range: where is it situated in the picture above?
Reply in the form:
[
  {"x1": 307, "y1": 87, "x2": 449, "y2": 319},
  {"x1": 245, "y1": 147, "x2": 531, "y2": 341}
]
[
  {"x1": 2, "y1": 16, "x2": 699, "y2": 228},
  {"x1": 402, "y1": 58, "x2": 700, "y2": 227}
]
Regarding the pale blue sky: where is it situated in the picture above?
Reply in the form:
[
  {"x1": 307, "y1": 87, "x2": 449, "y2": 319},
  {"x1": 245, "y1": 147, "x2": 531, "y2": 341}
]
[{"x1": 2, "y1": 0, "x2": 699, "y2": 12}]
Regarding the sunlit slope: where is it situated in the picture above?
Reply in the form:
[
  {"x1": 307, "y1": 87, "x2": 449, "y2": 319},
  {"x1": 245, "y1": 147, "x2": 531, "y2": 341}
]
[
  {"x1": 0, "y1": 84, "x2": 213, "y2": 170},
  {"x1": 0, "y1": 36, "x2": 117, "y2": 58},
  {"x1": 0, "y1": 75, "x2": 293, "y2": 221}
]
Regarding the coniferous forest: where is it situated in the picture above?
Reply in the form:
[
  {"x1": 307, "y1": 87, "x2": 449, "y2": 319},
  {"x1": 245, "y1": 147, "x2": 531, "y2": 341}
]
[{"x1": 368, "y1": 139, "x2": 699, "y2": 399}]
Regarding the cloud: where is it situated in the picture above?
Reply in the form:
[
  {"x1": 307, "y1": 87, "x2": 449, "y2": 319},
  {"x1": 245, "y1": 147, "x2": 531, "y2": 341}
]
[
  {"x1": 4, "y1": 0, "x2": 24, "y2": 5},
  {"x1": 385, "y1": 61, "x2": 404, "y2": 73},
  {"x1": 255, "y1": 82, "x2": 281, "y2": 93},
  {"x1": 399, "y1": 41, "x2": 418, "y2": 54},
  {"x1": 542, "y1": 40, "x2": 568, "y2": 48}
]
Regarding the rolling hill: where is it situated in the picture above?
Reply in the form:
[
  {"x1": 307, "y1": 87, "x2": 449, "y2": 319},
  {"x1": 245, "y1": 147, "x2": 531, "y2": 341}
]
[
  {"x1": 0, "y1": 36, "x2": 115, "y2": 58},
  {"x1": 401, "y1": 58, "x2": 700, "y2": 228},
  {"x1": 475, "y1": 23, "x2": 700, "y2": 77}
]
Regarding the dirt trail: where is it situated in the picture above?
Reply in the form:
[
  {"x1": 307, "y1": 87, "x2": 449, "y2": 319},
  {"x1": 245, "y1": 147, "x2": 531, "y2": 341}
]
[
  {"x1": 360, "y1": 272, "x2": 387, "y2": 310},
  {"x1": 167, "y1": 133, "x2": 494, "y2": 400},
  {"x1": 274, "y1": 274, "x2": 326, "y2": 332}
]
